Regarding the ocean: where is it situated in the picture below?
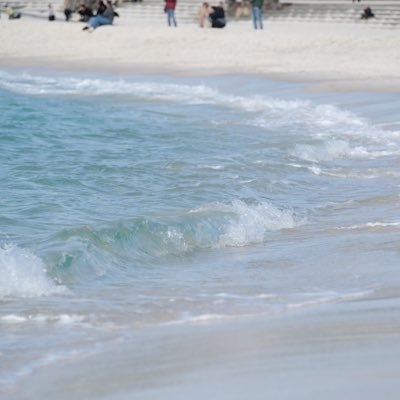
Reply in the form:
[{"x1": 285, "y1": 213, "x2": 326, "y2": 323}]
[{"x1": 1, "y1": 68, "x2": 399, "y2": 399}]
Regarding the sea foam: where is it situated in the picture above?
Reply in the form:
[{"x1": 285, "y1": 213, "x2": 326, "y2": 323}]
[
  {"x1": 0, "y1": 70, "x2": 364, "y2": 125},
  {"x1": 0, "y1": 244, "x2": 66, "y2": 299},
  {"x1": 216, "y1": 200, "x2": 299, "y2": 247}
]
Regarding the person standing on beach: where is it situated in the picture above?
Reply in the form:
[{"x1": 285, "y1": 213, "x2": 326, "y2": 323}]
[
  {"x1": 251, "y1": 0, "x2": 264, "y2": 30},
  {"x1": 198, "y1": 2, "x2": 211, "y2": 27},
  {"x1": 164, "y1": 0, "x2": 177, "y2": 27}
]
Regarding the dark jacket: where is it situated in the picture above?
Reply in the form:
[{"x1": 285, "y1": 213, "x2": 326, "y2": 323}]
[{"x1": 251, "y1": 0, "x2": 264, "y2": 8}]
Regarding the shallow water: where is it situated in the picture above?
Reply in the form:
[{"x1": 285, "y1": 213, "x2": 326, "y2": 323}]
[{"x1": 1, "y1": 69, "x2": 399, "y2": 395}]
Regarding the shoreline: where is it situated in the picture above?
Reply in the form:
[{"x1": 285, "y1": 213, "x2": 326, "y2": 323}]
[
  {"x1": 0, "y1": 18, "x2": 399, "y2": 93},
  {"x1": 4, "y1": 296, "x2": 400, "y2": 400},
  {"x1": 3, "y1": 58, "x2": 400, "y2": 94}
]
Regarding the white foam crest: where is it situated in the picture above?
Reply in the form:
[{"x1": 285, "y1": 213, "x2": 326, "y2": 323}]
[
  {"x1": 293, "y1": 139, "x2": 378, "y2": 162},
  {"x1": 1, "y1": 314, "x2": 26, "y2": 323},
  {"x1": 215, "y1": 292, "x2": 277, "y2": 300},
  {"x1": 286, "y1": 289, "x2": 373, "y2": 310},
  {"x1": 307, "y1": 165, "x2": 322, "y2": 175},
  {"x1": 163, "y1": 313, "x2": 231, "y2": 326},
  {"x1": 0, "y1": 71, "x2": 332, "y2": 120},
  {"x1": 246, "y1": 101, "x2": 369, "y2": 133},
  {"x1": 201, "y1": 164, "x2": 225, "y2": 170},
  {"x1": 335, "y1": 222, "x2": 400, "y2": 231},
  {"x1": 0, "y1": 244, "x2": 67, "y2": 299},
  {"x1": 3, "y1": 70, "x2": 397, "y2": 150},
  {"x1": 217, "y1": 200, "x2": 299, "y2": 247},
  {"x1": 0, "y1": 313, "x2": 87, "y2": 325},
  {"x1": 0, "y1": 70, "x2": 222, "y2": 100},
  {"x1": 0, "y1": 71, "x2": 85, "y2": 95},
  {"x1": 222, "y1": 93, "x2": 396, "y2": 151},
  {"x1": 0, "y1": 70, "x2": 299, "y2": 107},
  {"x1": 224, "y1": 94, "x2": 309, "y2": 113},
  {"x1": 313, "y1": 104, "x2": 365, "y2": 129},
  {"x1": 307, "y1": 167, "x2": 400, "y2": 179}
]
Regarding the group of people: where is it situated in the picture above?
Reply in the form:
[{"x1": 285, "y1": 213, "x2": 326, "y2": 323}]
[
  {"x1": 3, "y1": 1, "x2": 96, "y2": 23},
  {"x1": 64, "y1": 3, "x2": 94, "y2": 22},
  {"x1": 3, "y1": 0, "x2": 377, "y2": 31},
  {"x1": 198, "y1": 2, "x2": 226, "y2": 28},
  {"x1": 3, "y1": 0, "x2": 264, "y2": 31},
  {"x1": 45, "y1": 2, "x2": 97, "y2": 22},
  {"x1": 197, "y1": 0, "x2": 264, "y2": 29},
  {"x1": 167, "y1": 0, "x2": 264, "y2": 30},
  {"x1": 162, "y1": 0, "x2": 228, "y2": 29},
  {"x1": 43, "y1": 0, "x2": 117, "y2": 29}
]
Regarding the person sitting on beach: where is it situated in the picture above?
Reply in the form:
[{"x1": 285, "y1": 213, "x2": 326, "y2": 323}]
[
  {"x1": 198, "y1": 2, "x2": 212, "y2": 27},
  {"x1": 208, "y1": 2, "x2": 226, "y2": 28},
  {"x1": 6, "y1": 4, "x2": 21, "y2": 19},
  {"x1": 164, "y1": 0, "x2": 177, "y2": 27},
  {"x1": 64, "y1": 7, "x2": 73, "y2": 21},
  {"x1": 78, "y1": 3, "x2": 93, "y2": 22},
  {"x1": 82, "y1": 0, "x2": 117, "y2": 31},
  {"x1": 48, "y1": 3, "x2": 55, "y2": 21},
  {"x1": 361, "y1": 6, "x2": 374, "y2": 19}
]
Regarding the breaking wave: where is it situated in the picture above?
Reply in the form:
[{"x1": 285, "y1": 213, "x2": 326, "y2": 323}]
[
  {"x1": 0, "y1": 244, "x2": 67, "y2": 299},
  {"x1": 39, "y1": 199, "x2": 301, "y2": 284}
]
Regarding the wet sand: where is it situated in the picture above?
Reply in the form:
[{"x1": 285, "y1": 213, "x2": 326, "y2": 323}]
[{"x1": 3, "y1": 295, "x2": 400, "y2": 400}]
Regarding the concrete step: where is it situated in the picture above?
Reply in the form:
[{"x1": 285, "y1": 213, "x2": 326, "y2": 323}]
[
  {"x1": 7, "y1": 0, "x2": 400, "y2": 28},
  {"x1": 5, "y1": 0, "x2": 201, "y2": 22},
  {"x1": 262, "y1": 3, "x2": 400, "y2": 27}
]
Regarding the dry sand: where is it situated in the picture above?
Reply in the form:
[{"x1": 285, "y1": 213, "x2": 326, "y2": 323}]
[{"x1": 0, "y1": 16, "x2": 399, "y2": 91}]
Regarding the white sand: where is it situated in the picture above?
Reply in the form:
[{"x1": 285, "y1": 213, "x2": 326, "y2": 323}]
[{"x1": 0, "y1": 17, "x2": 399, "y2": 91}]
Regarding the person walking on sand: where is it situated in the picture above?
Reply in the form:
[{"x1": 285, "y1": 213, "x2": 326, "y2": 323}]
[
  {"x1": 251, "y1": 0, "x2": 264, "y2": 30},
  {"x1": 164, "y1": 0, "x2": 177, "y2": 27}
]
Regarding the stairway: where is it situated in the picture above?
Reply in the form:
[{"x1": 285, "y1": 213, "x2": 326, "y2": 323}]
[
  {"x1": 266, "y1": 2, "x2": 400, "y2": 28},
  {"x1": 5, "y1": 0, "x2": 400, "y2": 28},
  {"x1": 2, "y1": 0, "x2": 202, "y2": 22}
]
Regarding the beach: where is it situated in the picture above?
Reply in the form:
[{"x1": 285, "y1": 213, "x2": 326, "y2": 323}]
[
  {"x1": 1, "y1": 13, "x2": 400, "y2": 400},
  {"x1": 5, "y1": 296, "x2": 400, "y2": 400},
  {"x1": 0, "y1": 17, "x2": 399, "y2": 91}
]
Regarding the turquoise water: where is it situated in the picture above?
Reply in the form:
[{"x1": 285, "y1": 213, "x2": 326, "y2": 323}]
[{"x1": 1, "y1": 69, "x2": 400, "y2": 394}]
